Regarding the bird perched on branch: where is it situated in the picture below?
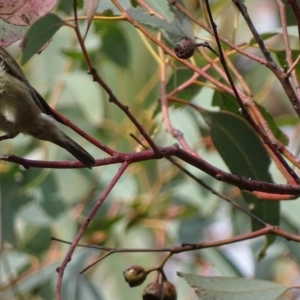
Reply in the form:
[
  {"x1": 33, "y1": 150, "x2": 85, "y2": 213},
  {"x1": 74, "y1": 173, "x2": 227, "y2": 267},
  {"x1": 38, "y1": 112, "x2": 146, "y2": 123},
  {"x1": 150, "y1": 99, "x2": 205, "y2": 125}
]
[{"x1": 0, "y1": 47, "x2": 95, "y2": 168}]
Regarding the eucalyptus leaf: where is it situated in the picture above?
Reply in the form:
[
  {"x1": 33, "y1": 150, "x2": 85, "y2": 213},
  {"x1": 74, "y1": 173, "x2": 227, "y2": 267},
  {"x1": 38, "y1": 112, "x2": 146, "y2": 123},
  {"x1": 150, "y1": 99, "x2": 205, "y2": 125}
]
[
  {"x1": 208, "y1": 111, "x2": 272, "y2": 181},
  {"x1": 21, "y1": 13, "x2": 64, "y2": 64},
  {"x1": 168, "y1": 0, "x2": 194, "y2": 40},
  {"x1": 127, "y1": 6, "x2": 184, "y2": 43},
  {"x1": 212, "y1": 92, "x2": 240, "y2": 114},
  {"x1": 204, "y1": 111, "x2": 279, "y2": 235},
  {"x1": 178, "y1": 273, "x2": 289, "y2": 300},
  {"x1": 249, "y1": 26, "x2": 299, "y2": 45},
  {"x1": 97, "y1": 0, "x2": 131, "y2": 14},
  {"x1": 212, "y1": 92, "x2": 288, "y2": 145},
  {"x1": 275, "y1": 49, "x2": 300, "y2": 75},
  {"x1": 145, "y1": 0, "x2": 173, "y2": 20},
  {"x1": 255, "y1": 103, "x2": 288, "y2": 146},
  {"x1": 1, "y1": 167, "x2": 33, "y2": 244},
  {"x1": 101, "y1": 22, "x2": 130, "y2": 67},
  {"x1": 167, "y1": 68, "x2": 202, "y2": 100}
]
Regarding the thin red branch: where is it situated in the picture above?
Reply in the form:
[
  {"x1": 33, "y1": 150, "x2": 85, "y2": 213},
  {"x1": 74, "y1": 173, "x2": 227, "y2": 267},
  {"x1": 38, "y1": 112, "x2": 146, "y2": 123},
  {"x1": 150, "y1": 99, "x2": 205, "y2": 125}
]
[
  {"x1": 159, "y1": 52, "x2": 200, "y2": 156},
  {"x1": 277, "y1": 0, "x2": 300, "y2": 99},
  {"x1": 72, "y1": 19, "x2": 161, "y2": 157},
  {"x1": 204, "y1": 0, "x2": 300, "y2": 184},
  {"x1": 52, "y1": 224, "x2": 300, "y2": 271},
  {"x1": 287, "y1": 0, "x2": 300, "y2": 40},
  {"x1": 233, "y1": 0, "x2": 300, "y2": 117},
  {"x1": 50, "y1": 108, "x2": 116, "y2": 156},
  {"x1": 56, "y1": 161, "x2": 130, "y2": 299},
  {"x1": 4, "y1": 144, "x2": 300, "y2": 196}
]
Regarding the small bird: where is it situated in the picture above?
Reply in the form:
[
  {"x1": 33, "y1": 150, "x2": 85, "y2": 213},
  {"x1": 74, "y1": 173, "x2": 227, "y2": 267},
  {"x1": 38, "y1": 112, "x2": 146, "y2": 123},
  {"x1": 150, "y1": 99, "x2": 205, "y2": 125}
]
[{"x1": 0, "y1": 47, "x2": 95, "y2": 168}]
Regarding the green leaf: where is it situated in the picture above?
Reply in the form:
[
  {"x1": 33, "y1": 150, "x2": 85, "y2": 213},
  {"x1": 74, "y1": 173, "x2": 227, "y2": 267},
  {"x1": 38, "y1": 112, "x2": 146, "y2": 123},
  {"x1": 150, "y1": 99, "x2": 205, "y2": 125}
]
[
  {"x1": 128, "y1": 0, "x2": 194, "y2": 43},
  {"x1": 127, "y1": 7, "x2": 184, "y2": 43},
  {"x1": 275, "y1": 49, "x2": 300, "y2": 73},
  {"x1": 21, "y1": 13, "x2": 64, "y2": 64},
  {"x1": 168, "y1": 0, "x2": 194, "y2": 40},
  {"x1": 241, "y1": 191, "x2": 278, "y2": 254},
  {"x1": 249, "y1": 26, "x2": 299, "y2": 45},
  {"x1": 209, "y1": 111, "x2": 272, "y2": 181},
  {"x1": 178, "y1": 273, "x2": 289, "y2": 300},
  {"x1": 98, "y1": 0, "x2": 131, "y2": 14},
  {"x1": 212, "y1": 92, "x2": 288, "y2": 145},
  {"x1": 242, "y1": 191, "x2": 279, "y2": 229},
  {"x1": 167, "y1": 67, "x2": 202, "y2": 100},
  {"x1": 206, "y1": 111, "x2": 279, "y2": 232},
  {"x1": 101, "y1": 22, "x2": 130, "y2": 67},
  {"x1": 40, "y1": 172, "x2": 66, "y2": 219},
  {"x1": 255, "y1": 103, "x2": 288, "y2": 146},
  {"x1": 249, "y1": 32, "x2": 278, "y2": 46},
  {"x1": 23, "y1": 226, "x2": 52, "y2": 254},
  {"x1": 0, "y1": 166, "x2": 34, "y2": 244},
  {"x1": 144, "y1": 0, "x2": 173, "y2": 20},
  {"x1": 212, "y1": 92, "x2": 240, "y2": 114}
]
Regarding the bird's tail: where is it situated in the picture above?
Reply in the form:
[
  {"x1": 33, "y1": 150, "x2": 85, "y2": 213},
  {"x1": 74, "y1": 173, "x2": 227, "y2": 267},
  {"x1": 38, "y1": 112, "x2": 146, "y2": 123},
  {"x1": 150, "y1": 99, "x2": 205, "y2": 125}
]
[
  {"x1": 57, "y1": 133, "x2": 96, "y2": 169},
  {"x1": 29, "y1": 114, "x2": 96, "y2": 169}
]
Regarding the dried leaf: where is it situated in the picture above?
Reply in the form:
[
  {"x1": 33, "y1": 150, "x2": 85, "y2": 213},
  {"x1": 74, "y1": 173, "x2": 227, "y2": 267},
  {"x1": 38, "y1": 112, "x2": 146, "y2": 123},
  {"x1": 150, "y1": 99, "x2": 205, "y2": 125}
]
[
  {"x1": 84, "y1": 0, "x2": 100, "y2": 37},
  {"x1": 0, "y1": 0, "x2": 57, "y2": 26}
]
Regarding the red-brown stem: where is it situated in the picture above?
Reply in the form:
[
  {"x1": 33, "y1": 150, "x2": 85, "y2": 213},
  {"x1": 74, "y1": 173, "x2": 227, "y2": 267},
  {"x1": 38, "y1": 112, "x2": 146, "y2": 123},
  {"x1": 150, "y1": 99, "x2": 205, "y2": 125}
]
[
  {"x1": 277, "y1": 0, "x2": 300, "y2": 99},
  {"x1": 5, "y1": 145, "x2": 300, "y2": 195},
  {"x1": 56, "y1": 161, "x2": 129, "y2": 299},
  {"x1": 50, "y1": 108, "x2": 116, "y2": 156},
  {"x1": 52, "y1": 225, "x2": 300, "y2": 260},
  {"x1": 72, "y1": 14, "x2": 161, "y2": 157}
]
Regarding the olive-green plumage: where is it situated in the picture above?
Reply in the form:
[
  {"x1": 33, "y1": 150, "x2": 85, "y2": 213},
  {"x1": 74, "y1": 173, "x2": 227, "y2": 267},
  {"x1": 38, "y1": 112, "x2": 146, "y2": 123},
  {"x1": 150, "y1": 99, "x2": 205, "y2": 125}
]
[{"x1": 0, "y1": 47, "x2": 95, "y2": 168}]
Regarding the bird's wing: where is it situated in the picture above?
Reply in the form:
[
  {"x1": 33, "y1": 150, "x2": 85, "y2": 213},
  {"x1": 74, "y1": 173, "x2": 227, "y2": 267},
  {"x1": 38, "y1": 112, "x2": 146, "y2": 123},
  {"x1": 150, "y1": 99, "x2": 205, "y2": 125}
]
[
  {"x1": 0, "y1": 47, "x2": 63, "y2": 124},
  {"x1": 31, "y1": 88, "x2": 65, "y2": 124}
]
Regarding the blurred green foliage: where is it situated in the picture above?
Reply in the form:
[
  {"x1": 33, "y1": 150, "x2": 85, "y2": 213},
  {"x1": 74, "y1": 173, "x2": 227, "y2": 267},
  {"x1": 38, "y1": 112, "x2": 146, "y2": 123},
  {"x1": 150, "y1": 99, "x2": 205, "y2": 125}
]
[{"x1": 1, "y1": 1, "x2": 300, "y2": 300}]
